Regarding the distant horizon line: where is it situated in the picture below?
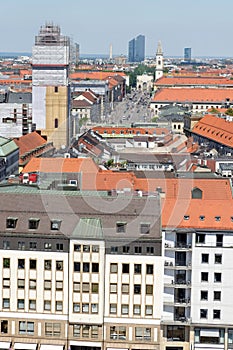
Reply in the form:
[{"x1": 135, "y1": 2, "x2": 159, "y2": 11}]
[{"x1": 0, "y1": 52, "x2": 232, "y2": 60}]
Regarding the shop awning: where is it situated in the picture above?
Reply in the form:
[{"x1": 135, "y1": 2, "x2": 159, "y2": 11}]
[
  {"x1": 14, "y1": 343, "x2": 37, "y2": 350},
  {"x1": 200, "y1": 328, "x2": 219, "y2": 337},
  {"x1": 40, "y1": 345, "x2": 64, "y2": 350},
  {"x1": 0, "y1": 342, "x2": 11, "y2": 349}
]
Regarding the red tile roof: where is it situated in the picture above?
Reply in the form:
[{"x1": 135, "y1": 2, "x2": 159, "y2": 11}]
[
  {"x1": 152, "y1": 88, "x2": 233, "y2": 103},
  {"x1": 155, "y1": 76, "x2": 233, "y2": 87},
  {"x1": 14, "y1": 131, "x2": 47, "y2": 156},
  {"x1": 192, "y1": 115, "x2": 233, "y2": 148}
]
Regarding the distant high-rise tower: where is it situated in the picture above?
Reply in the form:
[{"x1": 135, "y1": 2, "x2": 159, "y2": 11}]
[
  {"x1": 155, "y1": 41, "x2": 163, "y2": 81},
  {"x1": 184, "y1": 47, "x2": 191, "y2": 62},
  {"x1": 128, "y1": 35, "x2": 145, "y2": 62},
  {"x1": 32, "y1": 22, "x2": 70, "y2": 148},
  {"x1": 109, "y1": 44, "x2": 113, "y2": 61}
]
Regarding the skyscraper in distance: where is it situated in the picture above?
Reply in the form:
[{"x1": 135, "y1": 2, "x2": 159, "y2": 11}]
[
  {"x1": 128, "y1": 34, "x2": 145, "y2": 62},
  {"x1": 184, "y1": 47, "x2": 192, "y2": 62}
]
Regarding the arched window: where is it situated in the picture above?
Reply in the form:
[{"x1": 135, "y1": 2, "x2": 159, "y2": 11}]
[{"x1": 191, "y1": 187, "x2": 203, "y2": 199}]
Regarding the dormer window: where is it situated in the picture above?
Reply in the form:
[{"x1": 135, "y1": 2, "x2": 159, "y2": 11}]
[
  {"x1": 215, "y1": 216, "x2": 221, "y2": 222},
  {"x1": 6, "y1": 217, "x2": 18, "y2": 229},
  {"x1": 192, "y1": 187, "x2": 203, "y2": 199},
  {"x1": 51, "y1": 220, "x2": 61, "y2": 231},
  {"x1": 28, "y1": 218, "x2": 40, "y2": 230},
  {"x1": 116, "y1": 222, "x2": 127, "y2": 233},
  {"x1": 184, "y1": 215, "x2": 190, "y2": 220},
  {"x1": 140, "y1": 223, "x2": 150, "y2": 234},
  {"x1": 199, "y1": 215, "x2": 205, "y2": 221}
]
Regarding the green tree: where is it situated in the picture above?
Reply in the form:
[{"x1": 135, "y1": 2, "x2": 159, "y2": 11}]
[{"x1": 226, "y1": 108, "x2": 233, "y2": 116}]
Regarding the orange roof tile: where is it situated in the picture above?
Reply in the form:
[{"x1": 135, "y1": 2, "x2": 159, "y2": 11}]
[
  {"x1": 155, "y1": 76, "x2": 233, "y2": 86},
  {"x1": 192, "y1": 114, "x2": 233, "y2": 148},
  {"x1": 14, "y1": 131, "x2": 47, "y2": 157}
]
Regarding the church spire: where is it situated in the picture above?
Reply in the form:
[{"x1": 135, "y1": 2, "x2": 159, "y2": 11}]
[{"x1": 156, "y1": 40, "x2": 163, "y2": 55}]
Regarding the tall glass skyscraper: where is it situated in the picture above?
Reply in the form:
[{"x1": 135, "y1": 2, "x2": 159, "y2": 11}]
[
  {"x1": 184, "y1": 47, "x2": 192, "y2": 62},
  {"x1": 128, "y1": 34, "x2": 145, "y2": 62}
]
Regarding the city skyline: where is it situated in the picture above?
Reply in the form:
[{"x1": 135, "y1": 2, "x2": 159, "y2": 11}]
[{"x1": 1, "y1": 0, "x2": 233, "y2": 57}]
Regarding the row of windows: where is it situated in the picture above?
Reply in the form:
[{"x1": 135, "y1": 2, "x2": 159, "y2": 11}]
[
  {"x1": 110, "y1": 263, "x2": 154, "y2": 274},
  {"x1": 110, "y1": 245, "x2": 155, "y2": 255},
  {"x1": 196, "y1": 233, "x2": 223, "y2": 246},
  {"x1": 2, "y1": 278, "x2": 64, "y2": 291},
  {"x1": 200, "y1": 290, "x2": 221, "y2": 301},
  {"x1": 3, "y1": 241, "x2": 64, "y2": 251},
  {"x1": 6, "y1": 217, "x2": 61, "y2": 230},
  {"x1": 73, "y1": 282, "x2": 98, "y2": 293},
  {"x1": 200, "y1": 309, "x2": 221, "y2": 319},
  {"x1": 201, "y1": 253, "x2": 222, "y2": 264},
  {"x1": 201, "y1": 272, "x2": 222, "y2": 283},
  {"x1": 110, "y1": 303, "x2": 153, "y2": 315},
  {"x1": 3, "y1": 258, "x2": 64, "y2": 270},
  {"x1": 74, "y1": 262, "x2": 99, "y2": 273},
  {"x1": 73, "y1": 303, "x2": 98, "y2": 314},
  {"x1": 2, "y1": 298, "x2": 63, "y2": 312},
  {"x1": 74, "y1": 244, "x2": 99, "y2": 253},
  {"x1": 0, "y1": 319, "x2": 62, "y2": 337},
  {"x1": 116, "y1": 222, "x2": 150, "y2": 234}
]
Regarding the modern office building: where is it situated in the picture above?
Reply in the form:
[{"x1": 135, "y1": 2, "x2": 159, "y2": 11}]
[
  {"x1": 32, "y1": 23, "x2": 71, "y2": 149},
  {"x1": 184, "y1": 47, "x2": 192, "y2": 62},
  {"x1": 128, "y1": 35, "x2": 145, "y2": 62}
]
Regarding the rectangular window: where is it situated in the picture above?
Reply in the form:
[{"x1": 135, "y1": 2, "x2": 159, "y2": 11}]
[
  {"x1": 110, "y1": 304, "x2": 117, "y2": 314},
  {"x1": 73, "y1": 324, "x2": 81, "y2": 337},
  {"x1": 215, "y1": 254, "x2": 222, "y2": 264},
  {"x1": 45, "y1": 322, "x2": 61, "y2": 337},
  {"x1": 18, "y1": 259, "x2": 24, "y2": 269},
  {"x1": 146, "y1": 284, "x2": 153, "y2": 295},
  {"x1": 82, "y1": 283, "x2": 90, "y2": 293},
  {"x1": 134, "y1": 246, "x2": 142, "y2": 254},
  {"x1": 134, "y1": 264, "x2": 141, "y2": 274},
  {"x1": 92, "y1": 245, "x2": 99, "y2": 252},
  {"x1": 18, "y1": 241, "x2": 25, "y2": 250},
  {"x1": 110, "y1": 326, "x2": 126, "y2": 340},
  {"x1": 74, "y1": 244, "x2": 81, "y2": 252},
  {"x1": 51, "y1": 220, "x2": 61, "y2": 231},
  {"x1": 110, "y1": 283, "x2": 117, "y2": 293},
  {"x1": 214, "y1": 273, "x2": 222, "y2": 282},
  {"x1": 121, "y1": 304, "x2": 129, "y2": 314},
  {"x1": 214, "y1": 291, "x2": 221, "y2": 301},
  {"x1": 29, "y1": 279, "x2": 36, "y2": 290},
  {"x1": 140, "y1": 223, "x2": 150, "y2": 234},
  {"x1": 196, "y1": 233, "x2": 205, "y2": 244},
  {"x1": 82, "y1": 325, "x2": 90, "y2": 338},
  {"x1": 134, "y1": 284, "x2": 141, "y2": 294},
  {"x1": 83, "y1": 245, "x2": 90, "y2": 252},
  {"x1": 29, "y1": 259, "x2": 36, "y2": 269},
  {"x1": 3, "y1": 241, "x2": 10, "y2": 250},
  {"x1": 54, "y1": 86, "x2": 58, "y2": 93},
  {"x1": 122, "y1": 283, "x2": 129, "y2": 294},
  {"x1": 216, "y1": 234, "x2": 223, "y2": 247},
  {"x1": 56, "y1": 301, "x2": 63, "y2": 312},
  {"x1": 146, "y1": 264, "x2": 154, "y2": 274},
  {"x1": 91, "y1": 283, "x2": 99, "y2": 293},
  {"x1": 123, "y1": 245, "x2": 130, "y2": 253},
  {"x1": 146, "y1": 246, "x2": 154, "y2": 254},
  {"x1": 135, "y1": 327, "x2": 151, "y2": 341},
  {"x1": 116, "y1": 222, "x2": 127, "y2": 233},
  {"x1": 2, "y1": 298, "x2": 10, "y2": 309},
  {"x1": 28, "y1": 219, "x2": 40, "y2": 230},
  {"x1": 83, "y1": 262, "x2": 90, "y2": 272},
  {"x1": 122, "y1": 263, "x2": 129, "y2": 273},
  {"x1": 73, "y1": 303, "x2": 80, "y2": 313},
  {"x1": 201, "y1": 253, "x2": 209, "y2": 263},
  {"x1": 44, "y1": 300, "x2": 51, "y2": 311},
  {"x1": 111, "y1": 246, "x2": 118, "y2": 253},
  {"x1": 91, "y1": 303, "x2": 98, "y2": 313},
  {"x1": 1, "y1": 320, "x2": 8, "y2": 334},
  {"x1": 56, "y1": 243, "x2": 63, "y2": 251},
  {"x1": 6, "y1": 217, "x2": 17, "y2": 229},
  {"x1": 74, "y1": 262, "x2": 80, "y2": 272},
  {"x1": 3, "y1": 278, "x2": 10, "y2": 288},
  {"x1": 29, "y1": 242, "x2": 37, "y2": 250},
  {"x1": 17, "y1": 299, "x2": 25, "y2": 309},
  {"x1": 56, "y1": 281, "x2": 63, "y2": 291},
  {"x1": 44, "y1": 242, "x2": 52, "y2": 250},
  {"x1": 201, "y1": 272, "x2": 208, "y2": 282},
  {"x1": 91, "y1": 325, "x2": 99, "y2": 339},
  {"x1": 73, "y1": 282, "x2": 80, "y2": 292},
  {"x1": 3, "y1": 258, "x2": 10, "y2": 268},
  {"x1": 82, "y1": 303, "x2": 89, "y2": 313},
  {"x1": 133, "y1": 304, "x2": 141, "y2": 315},
  {"x1": 29, "y1": 300, "x2": 36, "y2": 310},
  {"x1": 200, "y1": 309, "x2": 208, "y2": 318},
  {"x1": 18, "y1": 279, "x2": 25, "y2": 289},
  {"x1": 44, "y1": 280, "x2": 52, "y2": 290},
  {"x1": 110, "y1": 263, "x2": 118, "y2": 273},
  {"x1": 145, "y1": 305, "x2": 153, "y2": 315},
  {"x1": 201, "y1": 290, "x2": 208, "y2": 300},
  {"x1": 44, "y1": 260, "x2": 52, "y2": 270},
  {"x1": 56, "y1": 261, "x2": 63, "y2": 271},
  {"x1": 213, "y1": 309, "x2": 221, "y2": 319},
  {"x1": 92, "y1": 263, "x2": 99, "y2": 273},
  {"x1": 19, "y1": 321, "x2": 34, "y2": 335}
]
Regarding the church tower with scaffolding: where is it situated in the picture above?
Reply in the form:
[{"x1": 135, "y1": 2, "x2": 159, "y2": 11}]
[{"x1": 32, "y1": 23, "x2": 70, "y2": 149}]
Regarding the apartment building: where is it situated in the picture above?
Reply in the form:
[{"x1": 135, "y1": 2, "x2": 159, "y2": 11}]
[{"x1": 0, "y1": 186, "x2": 162, "y2": 350}]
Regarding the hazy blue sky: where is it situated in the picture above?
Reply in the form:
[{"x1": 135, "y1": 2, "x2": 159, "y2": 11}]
[{"x1": 1, "y1": 0, "x2": 233, "y2": 57}]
